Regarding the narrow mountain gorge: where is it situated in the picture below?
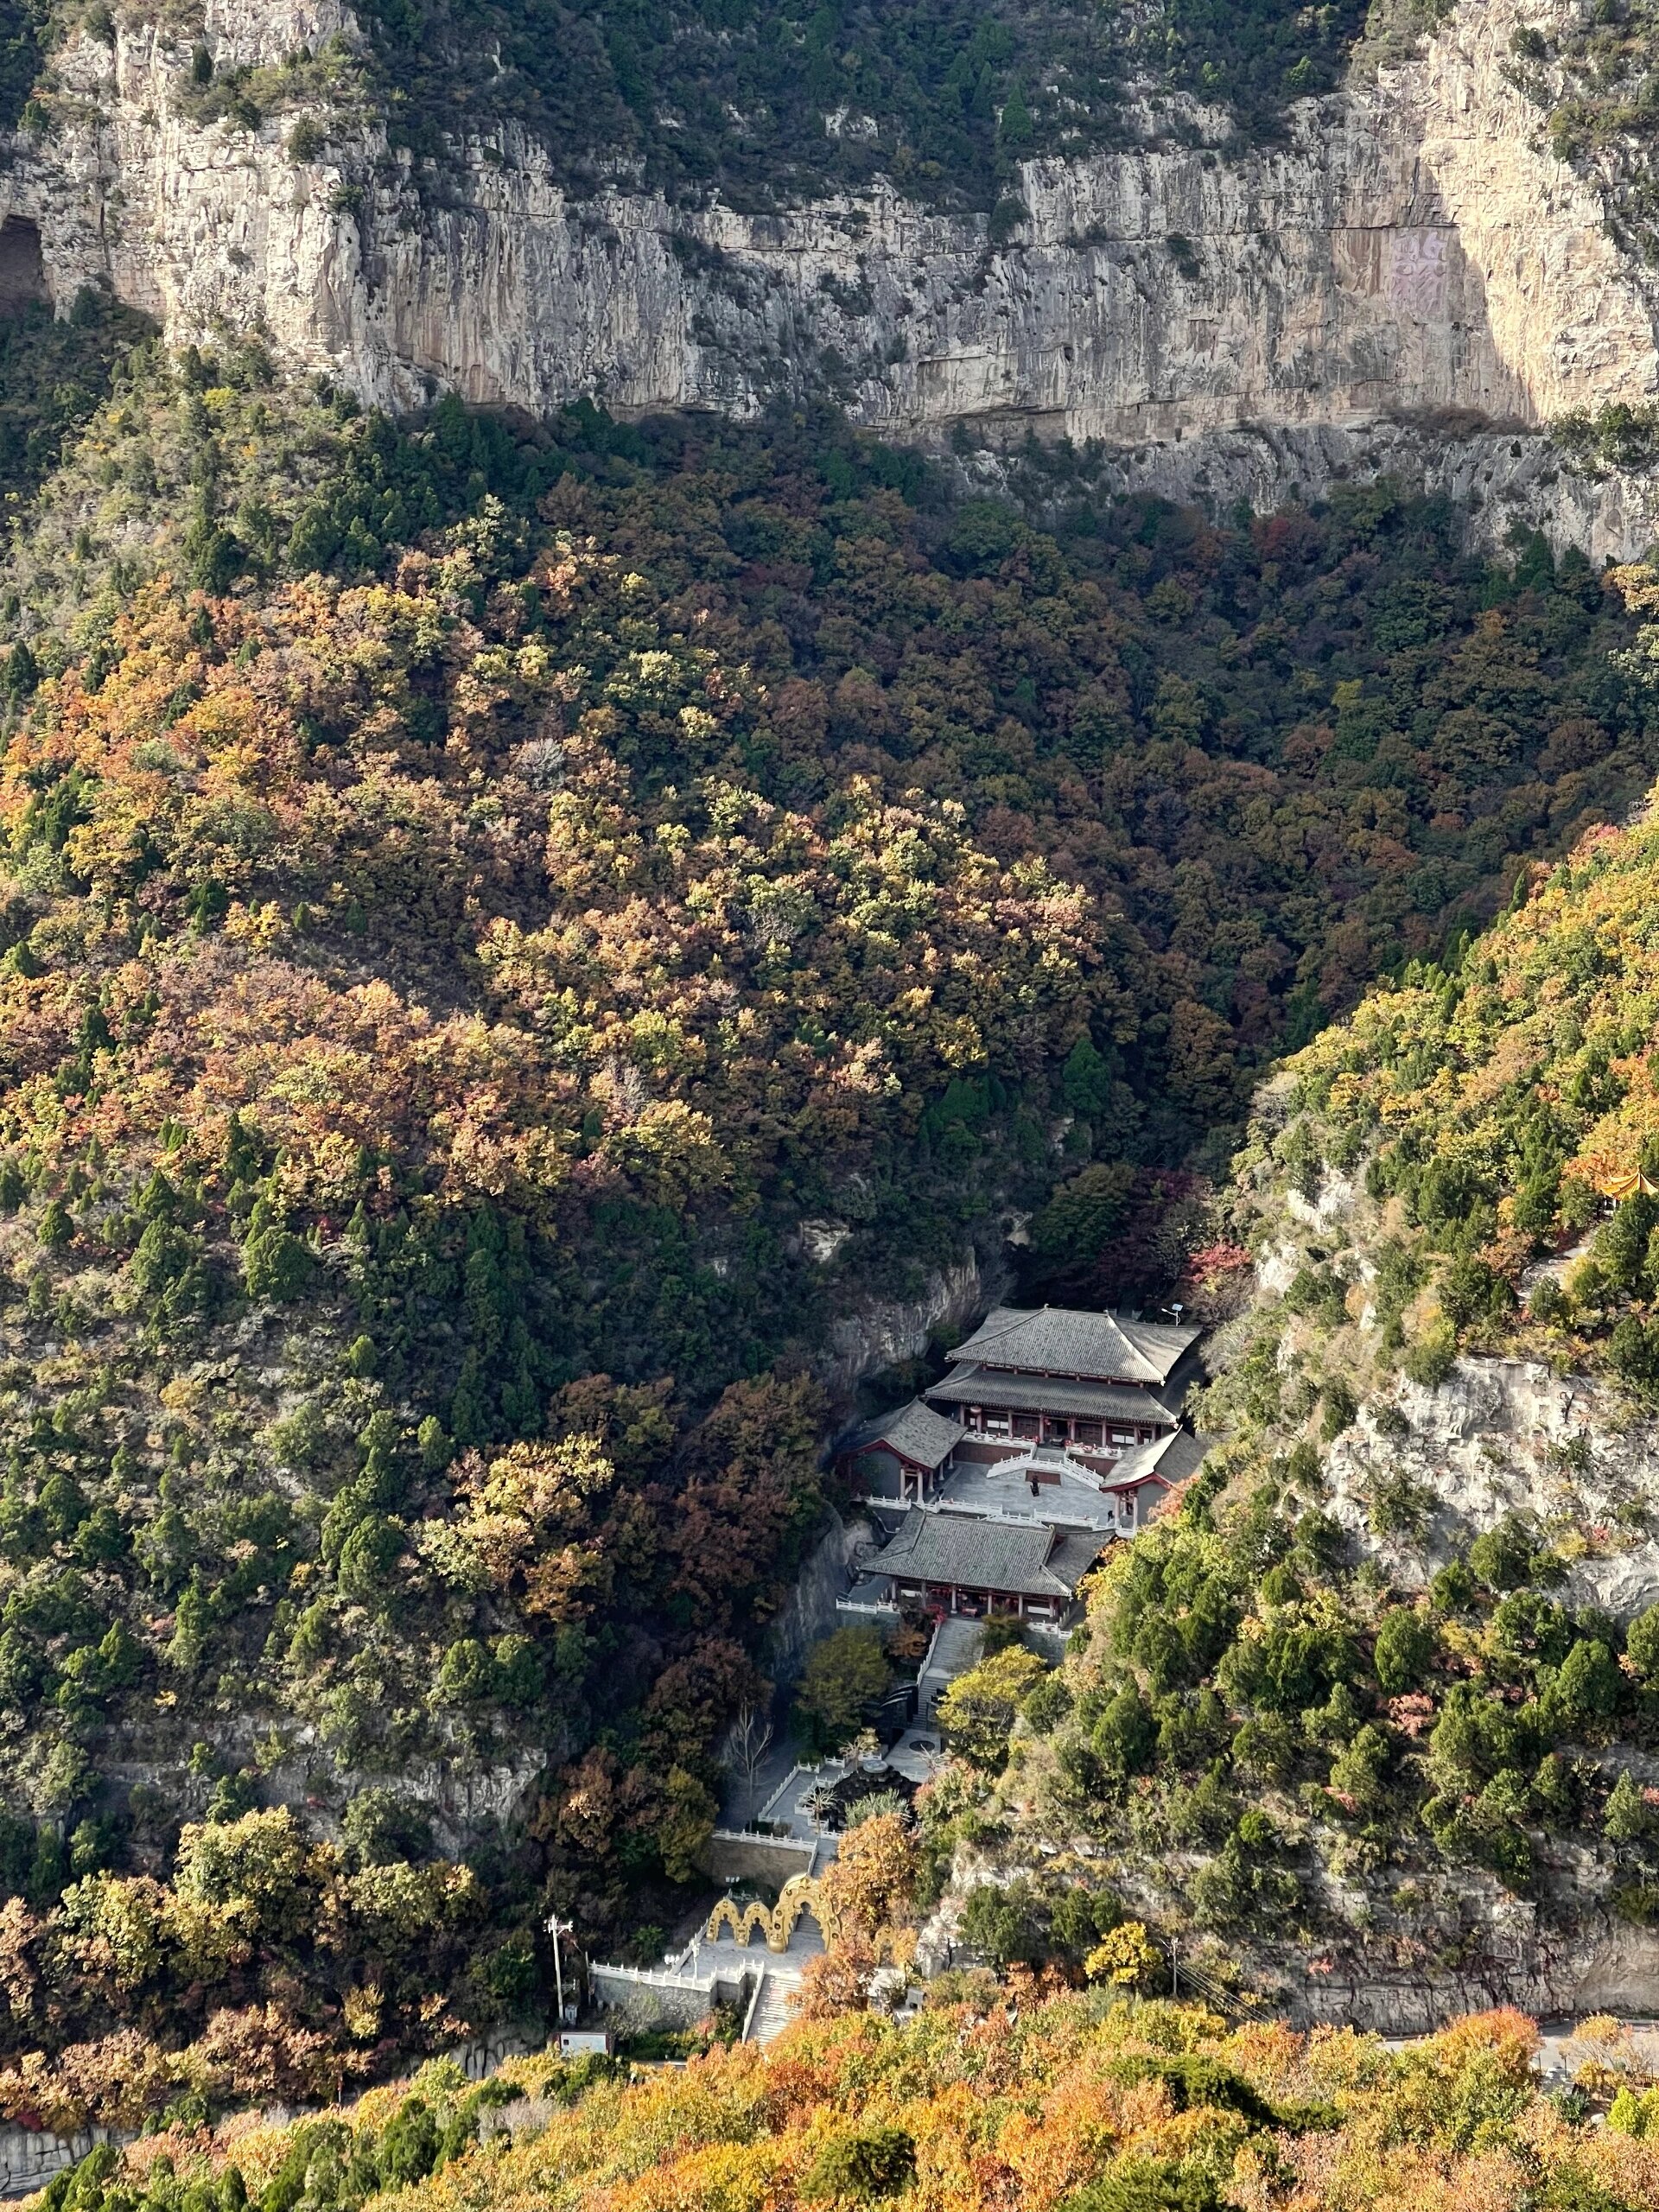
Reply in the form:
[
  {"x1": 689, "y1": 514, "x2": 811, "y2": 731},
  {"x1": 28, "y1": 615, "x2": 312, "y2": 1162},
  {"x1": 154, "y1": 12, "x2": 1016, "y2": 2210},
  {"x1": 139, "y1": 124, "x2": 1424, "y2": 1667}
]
[
  {"x1": 5, "y1": 0, "x2": 1659, "y2": 2192},
  {"x1": 938, "y1": 721, "x2": 1659, "y2": 2033}
]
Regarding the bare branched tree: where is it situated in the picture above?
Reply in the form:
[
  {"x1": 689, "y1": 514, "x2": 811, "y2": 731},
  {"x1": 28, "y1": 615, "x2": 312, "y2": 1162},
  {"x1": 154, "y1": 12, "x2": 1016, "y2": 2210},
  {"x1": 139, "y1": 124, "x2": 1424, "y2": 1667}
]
[{"x1": 730, "y1": 1701, "x2": 775, "y2": 1821}]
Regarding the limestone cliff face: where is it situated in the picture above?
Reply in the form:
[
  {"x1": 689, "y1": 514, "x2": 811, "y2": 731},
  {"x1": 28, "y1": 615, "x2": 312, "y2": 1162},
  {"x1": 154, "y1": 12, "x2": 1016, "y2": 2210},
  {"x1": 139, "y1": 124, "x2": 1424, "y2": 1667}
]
[
  {"x1": 1323, "y1": 1353, "x2": 1659, "y2": 1624},
  {"x1": 8, "y1": 0, "x2": 1659, "y2": 546}
]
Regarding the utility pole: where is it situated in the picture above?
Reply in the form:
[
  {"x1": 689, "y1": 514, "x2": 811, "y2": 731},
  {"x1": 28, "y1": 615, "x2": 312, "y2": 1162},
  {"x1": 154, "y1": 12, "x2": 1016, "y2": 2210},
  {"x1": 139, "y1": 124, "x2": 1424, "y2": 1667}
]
[{"x1": 546, "y1": 1912, "x2": 575, "y2": 2026}]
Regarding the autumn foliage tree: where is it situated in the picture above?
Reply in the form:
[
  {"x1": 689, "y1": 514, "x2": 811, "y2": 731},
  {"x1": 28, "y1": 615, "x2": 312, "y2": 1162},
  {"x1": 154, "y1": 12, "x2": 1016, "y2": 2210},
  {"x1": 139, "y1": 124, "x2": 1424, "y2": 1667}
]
[
  {"x1": 0, "y1": 340, "x2": 1652, "y2": 2088},
  {"x1": 817, "y1": 1812, "x2": 919, "y2": 1942},
  {"x1": 35, "y1": 1997, "x2": 1659, "y2": 2212}
]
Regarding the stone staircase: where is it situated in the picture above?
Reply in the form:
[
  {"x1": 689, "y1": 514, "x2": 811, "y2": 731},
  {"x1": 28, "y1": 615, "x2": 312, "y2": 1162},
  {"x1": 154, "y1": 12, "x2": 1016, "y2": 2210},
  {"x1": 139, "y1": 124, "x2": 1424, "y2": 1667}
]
[
  {"x1": 917, "y1": 1614, "x2": 983, "y2": 1712},
  {"x1": 744, "y1": 1970, "x2": 799, "y2": 2044},
  {"x1": 926, "y1": 1614, "x2": 984, "y2": 1672}
]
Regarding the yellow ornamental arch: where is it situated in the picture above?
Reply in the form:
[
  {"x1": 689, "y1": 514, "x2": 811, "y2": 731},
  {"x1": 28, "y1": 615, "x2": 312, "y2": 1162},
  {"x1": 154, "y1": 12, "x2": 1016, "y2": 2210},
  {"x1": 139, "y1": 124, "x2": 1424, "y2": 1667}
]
[
  {"x1": 706, "y1": 1872, "x2": 835, "y2": 1953},
  {"x1": 869, "y1": 1926, "x2": 915, "y2": 1967},
  {"x1": 1599, "y1": 1171, "x2": 1659, "y2": 1199},
  {"x1": 704, "y1": 1896, "x2": 774, "y2": 1947}
]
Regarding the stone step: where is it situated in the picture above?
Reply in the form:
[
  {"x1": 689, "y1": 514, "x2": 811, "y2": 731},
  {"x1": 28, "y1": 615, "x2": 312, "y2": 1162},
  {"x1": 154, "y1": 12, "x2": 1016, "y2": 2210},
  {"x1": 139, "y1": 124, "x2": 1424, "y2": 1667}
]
[{"x1": 745, "y1": 1972, "x2": 798, "y2": 2044}]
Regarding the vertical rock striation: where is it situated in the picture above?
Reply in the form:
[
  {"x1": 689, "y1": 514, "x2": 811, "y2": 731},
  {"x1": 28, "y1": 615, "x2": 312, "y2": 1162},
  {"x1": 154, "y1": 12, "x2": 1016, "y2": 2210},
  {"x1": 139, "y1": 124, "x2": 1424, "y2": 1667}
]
[{"x1": 7, "y1": 0, "x2": 1659, "y2": 542}]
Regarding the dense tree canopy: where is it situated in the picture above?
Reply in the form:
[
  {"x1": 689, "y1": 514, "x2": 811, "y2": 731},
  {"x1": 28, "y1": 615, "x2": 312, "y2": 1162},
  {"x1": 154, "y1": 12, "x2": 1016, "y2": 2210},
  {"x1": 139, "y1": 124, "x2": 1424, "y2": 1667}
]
[
  {"x1": 32, "y1": 1997, "x2": 1659, "y2": 2212},
  {"x1": 1240, "y1": 574, "x2": 1659, "y2": 1402},
  {"x1": 0, "y1": 303, "x2": 1655, "y2": 2092}
]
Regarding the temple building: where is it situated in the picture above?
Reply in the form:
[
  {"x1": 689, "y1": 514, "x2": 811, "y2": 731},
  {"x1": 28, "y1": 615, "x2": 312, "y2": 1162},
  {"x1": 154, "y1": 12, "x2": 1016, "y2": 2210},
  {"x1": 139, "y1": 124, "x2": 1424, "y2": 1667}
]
[
  {"x1": 929, "y1": 1304, "x2": 1201, "y2": 1465},
  {"x1": 962, "y1": 1427, "x2": 1210, "y2": 1535},
  {"x1": 837, "y1": 1399, "x2": 964, "y2": 1506},
  {"x1": 839, "y1": 1303, "x2": 1202, "y2": 1502},
  {"x1": 838, "y1": 1304, "x2": 1211, "y2": 1620},
  {"x1": 866, "y1": 1509, "x2": 1109, "y2": 1624}
]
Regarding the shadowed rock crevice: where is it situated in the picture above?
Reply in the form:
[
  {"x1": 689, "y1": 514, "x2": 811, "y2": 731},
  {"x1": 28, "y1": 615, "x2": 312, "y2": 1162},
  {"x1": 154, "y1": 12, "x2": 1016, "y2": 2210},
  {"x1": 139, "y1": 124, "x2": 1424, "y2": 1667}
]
[{"x1": 0, "y1": 217, "x2": 45, "y2": 315}]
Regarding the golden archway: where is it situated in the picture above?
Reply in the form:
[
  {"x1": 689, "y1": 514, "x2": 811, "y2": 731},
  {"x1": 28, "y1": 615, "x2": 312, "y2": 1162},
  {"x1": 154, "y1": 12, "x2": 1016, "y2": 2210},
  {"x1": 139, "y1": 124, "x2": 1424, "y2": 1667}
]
[
  {"x1": 1599, "y1": 1171, "x2": 1659, "y2": 1199},
  {"x1": 706, "y1": 1872, "x2": 833, "y2": 1953},
  {"x1": 869, "y1": 1925, "x2": 912, "y2": 1967}
]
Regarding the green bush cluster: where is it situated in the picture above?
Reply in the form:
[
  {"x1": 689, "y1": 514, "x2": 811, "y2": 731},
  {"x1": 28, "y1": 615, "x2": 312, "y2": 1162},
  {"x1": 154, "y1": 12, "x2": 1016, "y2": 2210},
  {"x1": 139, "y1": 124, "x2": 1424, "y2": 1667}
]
[
  {"x1": 794, "y1": 1625, "x2": 893, "y2": 1754},
  {"x1": 171, "y1": 36, "x2": 362, "y2": 136},
  {"x1": 958, "y1": 1874, "x2": 1123, "y2": 1970},
  {"x1": 343, "y1": 0, "x2": 1368, "y2": 217},
  {"x1": 0, "y1": 291, "x2": 156, "y2": 520},
  {"x1": 39, "y1": 2059, "x2": 553, "y2": 2212},
  {"x1": 1515, "y1": 3, "x2": 1659, "y2": 267},
  {"x1": 0, "y1": 0, "x2": 48, "y2": 129},
  {"x1": 1554, "y1": 401, "x2": 1659, "y2": 481},
  {"x1": 1001, "y1": 1487, "x2": 1659, "y2": 1952}
]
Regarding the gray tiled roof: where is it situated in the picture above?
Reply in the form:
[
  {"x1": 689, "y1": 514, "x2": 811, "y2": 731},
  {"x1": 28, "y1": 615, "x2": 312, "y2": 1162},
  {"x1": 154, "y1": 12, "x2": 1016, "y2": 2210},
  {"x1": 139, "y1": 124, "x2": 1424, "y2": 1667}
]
[
  {"x1": 952, "y1": 1305, "x2": 1200, "y2": 1386},
  {"x1": 845, "y1": 1398, "x2": 965, "y2": 1471},
  {"x1": 927, "y1": 1364, "x2": 1171, "y2": 1426},
  {"x1": 1100, "y1": 1428, "x2": 1213, "y2": 1491},
  {"x1": 1048, "y1": 1527, "x2": 1117, "y2": 1588},
  {"x1": 871, "y1": 1508, "x2": 1109, "y2": 1599}
]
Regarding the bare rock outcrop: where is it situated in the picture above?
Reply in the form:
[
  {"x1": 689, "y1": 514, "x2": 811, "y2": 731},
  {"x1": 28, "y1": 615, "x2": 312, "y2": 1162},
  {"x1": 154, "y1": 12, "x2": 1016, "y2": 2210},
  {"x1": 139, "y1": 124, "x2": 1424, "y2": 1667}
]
[
  {"x1": 4, "y1": 0, "x2": 1659, "y2": 548},
  {"x1": 1323, "y1": 1354, "x2": 1659, "y2": 1618}
]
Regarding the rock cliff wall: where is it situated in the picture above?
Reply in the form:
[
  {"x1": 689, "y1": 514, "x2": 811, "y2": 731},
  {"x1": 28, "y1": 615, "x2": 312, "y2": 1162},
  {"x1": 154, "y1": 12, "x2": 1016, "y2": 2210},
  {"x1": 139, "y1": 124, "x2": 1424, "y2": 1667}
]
[
  {"x1": 823, "y1": 1246, "x2": 995, "y2": 1405},
  {"x1": 761, "y1": 1510, "x2": 869, "y2": 1688},
  {"x1": 1323, "y1": 1351, "x2": 1659, "y2": 1622},
  {"x1": 922, "y1": 1843, "x2": 1659, "y2": 2031},
  {"x1": 1263, "y1": 1339, "x2": 1659, "y2": 2031},
  {"x1": 6, "y1": 0, "x2": 1659, "y2": 546},
  {"x1": 1264, "y1": 1156, "x2": 1659, "y2": 1622}
]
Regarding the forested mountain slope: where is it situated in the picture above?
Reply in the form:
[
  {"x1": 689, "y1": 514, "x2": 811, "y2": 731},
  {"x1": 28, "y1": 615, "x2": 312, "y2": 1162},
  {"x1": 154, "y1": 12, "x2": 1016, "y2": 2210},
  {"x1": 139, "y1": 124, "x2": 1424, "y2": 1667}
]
[
  {"x1": 0, "y1": 289, "x2": 1657, "y2": 2114},
  {"x1": 954, "y1": 646, "x2": 1659, "y2": 2027},
  {"x1": 20, "y1": 1999, "x2": 1659, "y2": 2212}
]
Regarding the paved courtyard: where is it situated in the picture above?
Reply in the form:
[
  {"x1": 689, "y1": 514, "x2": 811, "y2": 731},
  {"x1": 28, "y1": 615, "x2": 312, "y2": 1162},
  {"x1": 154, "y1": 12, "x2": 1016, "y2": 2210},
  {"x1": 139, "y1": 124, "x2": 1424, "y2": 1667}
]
[{"x1": 663, "y1": 1916, "x2": 827, "y2": 2044}]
